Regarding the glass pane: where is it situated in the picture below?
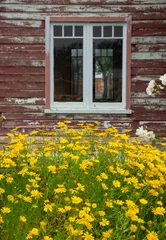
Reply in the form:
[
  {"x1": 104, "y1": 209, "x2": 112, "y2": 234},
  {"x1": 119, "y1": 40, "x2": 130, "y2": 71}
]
[
  {"x1": 114, "y1": 26, "x2": 123, "y2": 37},
  {"x1": 75, "y1": 26, "x2": 83, "y2": 36},
  {"x1": 93, "y1": 26, "x2": 101, "y2": 37},
  {"x1": 93, "y1": 39, "x2": 122, "y2": 102},
  {"x1": 54, "y1": 25, "x2": 62, "y2": 37},
  {"x1": 54, "y1": 38, "x2": 83, "y2": 102},
  {"x1": 64, "y1": 26, "x2": 72, "y2": 37},
  {"x1": 104, "y1": 26, "x2": 112, "y2": 37}
]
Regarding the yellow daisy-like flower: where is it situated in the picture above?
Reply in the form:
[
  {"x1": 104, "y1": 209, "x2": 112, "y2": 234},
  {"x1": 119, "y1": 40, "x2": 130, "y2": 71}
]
[
  {"x1": 71, "y1": 196, "x2": 83, "y2": 204},
  {"x1": 19, "y1": 216, "x2": 27, "y2": 223},
  {"x1": 146, "y1": 231, "x2": 159, "y2": 240},
  {"x1": 102, "y1": 229, "x2": 113, "y2": 238},
  {"x1": 0, "y1": 215, "x2": 4, "y2": 223},
  {"x1": 100, "y1": 218, "x2": 110, "y2": 226},
  {"x1": 83, "y1": 232, "x2": 95, "y2": 240},
  {"x1": 113, "y1": 180, "x2": 121, "y2": 188},
  {"x1": 26, "y1": 228, "x2": 39, "y2": 239},
  {"x1": 40, "y1": 221, "x2": 47, "y2": 232},
  {"x1": 44, "y1": 236, "x2": 53, "y2": 240},
  {"x1": 98, "y1": 210, "x2": 106, "y2": 216},
  {"x1": 0, "y1": 188, "x2": 5, "y2": 194},
  {"x1": 1, "y1": 207, "x2": 11, "y2": 214},
  {"x1": 7, "y1": 195, "x2": 14, "y2": 202},
  {"x1": 139, "y1": 199, "x2": 148, "y2": 204},
  {"x1": 130, "y1": 224, "x2": 138, "y2": 232},
  {"x1": 152, "y1": 207, "x2": 165, "y2": 215}
]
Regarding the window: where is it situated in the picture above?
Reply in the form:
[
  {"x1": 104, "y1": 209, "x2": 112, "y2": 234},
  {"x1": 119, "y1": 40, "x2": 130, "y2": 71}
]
[{"x1": 45, "y1": 17, "x2": 131, "y2": 114}]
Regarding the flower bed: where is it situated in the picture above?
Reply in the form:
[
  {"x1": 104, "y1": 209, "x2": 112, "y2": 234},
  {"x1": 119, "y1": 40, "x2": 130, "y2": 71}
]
[{"x1": 0, "y1": 122, "x2": 165, "y2": 240}]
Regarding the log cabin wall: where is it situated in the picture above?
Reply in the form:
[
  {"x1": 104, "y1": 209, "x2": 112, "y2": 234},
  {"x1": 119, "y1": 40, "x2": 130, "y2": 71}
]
[{"x1": 0, "y1": 0, "x2": 166, "y2": 144}]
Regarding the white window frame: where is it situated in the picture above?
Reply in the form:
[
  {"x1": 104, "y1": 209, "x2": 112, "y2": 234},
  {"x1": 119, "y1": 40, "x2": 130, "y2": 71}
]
[{"x1": 45, "y1": 17, "x2": 132, "y2": 114}]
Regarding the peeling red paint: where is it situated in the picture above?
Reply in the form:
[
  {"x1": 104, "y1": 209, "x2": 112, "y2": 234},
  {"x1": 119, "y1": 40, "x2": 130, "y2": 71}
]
[{"x1": 0, "y1": 0, "x2": 166, "y2": 142}]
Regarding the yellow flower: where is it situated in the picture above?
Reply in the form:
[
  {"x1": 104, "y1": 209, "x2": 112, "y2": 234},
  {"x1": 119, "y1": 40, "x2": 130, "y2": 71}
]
[
  {"x1": 44, "y1": 204, "x2": 53, "y2": 212},
  {"x1": 54, "y1": 184, "x2": 66, "y2": 194},
  {"x1": 0, "y1": 215, "x2": 4, "y2": 223},
  {"x1": 148, "y1": 189, "x2": 158, "y2": 196},
  {"x1": 92, "y1": 203, "x2": 97, "y2": 208},
  {"x1": 152, "y1": 207, "x2": 165, "y2": 215},
  {"x1": 40, "y1": 221, "x2": 47, "y2": 232},
  {"x1": 7, "y1": 195, "x2": 14, "y2": 202},
  {"x1": 102, "y1": 183, "x2": 108, "y2": 190},
  {"x1": 130, "y1": 224, "x2": 138, "y2": 232},
  {"x1": 100, "y1": 173, "x2": 108, "y2": 179},
  {"x1": 157, "y1": 201, "x2": 163, "y2": 206},
  {"x1": 146, "y1": 231, "x2": 159, "y2": 240},
  {"x1": 6, "y1": 176, "x2": 14, "y2": 183},
  {"x1": 31, "y1": 189, "x2": 43, "y2": 199},
  {"x1": 23, "y1": 196, "x2": 32, "y2": 203},
  {"x1": 26, "y1": 228, "x2": 39, "y2": 239},
  {"x1": 100, "y1": 218, "x2": 110, "y2": 226},
  {"x1": 0, "y1": 188, "x2": 5, "y2": 194},
  {"x1": 102, "y1": 229, "x2": 113, "y2": 238},
  {"x1": 147, "y1": 220, "x2": 153, "y2": 227},
  {"x1": 48, "y1": 165, "x2": 57, "y2": 174},
  {"x1": 19, "y1": 216, "x2": 27, "y2": 223},
  {"x1": 113, "y1": 180, "x2": 121, "y2": 188},
  {"x1": 139, "y1": 199, "x2": 148, "y2": 204},
  {"x1": 98, "y1": 211, "x2": 105, "y2": 216},
  {"x1": 44, "y1": 236, "x2": 53, "y2": 240},
  {"x1": 1, "y1": 207, "x2": 11, "y2": 214},
  {"x1": 96, "y1": 175, "x2": 102, "y2": 181},
  {"x1": 83, "y1": 232, "x2": 95, "y2": 240},
  {"x1": 71, "y1": 196, "x2": 83, "y2": 204}
]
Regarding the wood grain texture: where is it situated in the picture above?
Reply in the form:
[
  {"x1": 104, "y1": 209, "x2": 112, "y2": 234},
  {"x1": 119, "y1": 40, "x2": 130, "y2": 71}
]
[{"x1": 0, "y1": 0, "x2": 166, "y2": 138}]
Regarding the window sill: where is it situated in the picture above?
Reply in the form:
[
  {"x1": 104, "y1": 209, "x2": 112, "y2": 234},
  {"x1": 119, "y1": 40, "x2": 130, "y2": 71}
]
[{"x1": 44, "y1": 109, "x2": 132, "y2": 114}]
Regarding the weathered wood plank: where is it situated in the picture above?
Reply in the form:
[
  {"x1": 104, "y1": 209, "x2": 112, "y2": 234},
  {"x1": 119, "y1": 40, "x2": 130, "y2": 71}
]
[
  {"x1": 0, "y1": 67, "x2": 45, "y2": 75},
  {"x1": 132, "y1": 21, "x2": 166, "y2": 29},
  {"x1": 132, "y1": 98, "x2": 166, "y2": 106},
  {"x1": 132, "y1": 91, "x2": 166, "y2": 98},
  {"x1": 131, "y1": 75, "x2": 163, "y2": 82},
  {"x1": 0, "y1": 52, "x2": 45, "y2": 59},
  {"x1": 0, "y1": 44, "x2": 45, "y2": 52},
  {"x1": 131, "y1": 67, "x2": 166, "y2": 75},
  {"x1": 0, "y1": 105, "x2": 44, "y2": 113},
  {"x1": 0, "y1": 59, "x2": 45, "y2": 67},
  {"x1": 132, "y1": 28, "x2": 166, "y2": 36},
  {"x1": 131, "y1": 60, "x2": 166, "y2": 68},
  {"x1": 0, "y1": 4, "x2": 165, "y2": 13},
  {"x1": 0, "y1": 75, "x2": 45, "y2": 82},
  {"x1": 0, "y1": 90, "x2": 45, "y2": 98},
  {"x1": 1, "y1": 0, "x2": 166, "y2": 4},
  {"x1": 0, "y1": 82, "x2": 44, "y2": 90},
  {"x1": 0, "y1": 98, "x2": 45, "y2": 105},
  {"x1": 0, "y1": 36, "x2": 44, "y2": 44},
  {"x1": 1, "y1": 12, "x2": 165, "y2": 21},
  {"x1": 0, "y1": 28, "x2": 44, "y2": 36},
  {"x1": 132, "y1": 36, "x2": 166, "y2": 44},
  {"x1": 131, "y1": 52, "x2": 166, "y2": 60},
  {"x1": 0, "y1": 20, "x2": 44, "y2": 28},
  {"x1": 131, "y1": 44, "x2": 166, "y2": 52}
]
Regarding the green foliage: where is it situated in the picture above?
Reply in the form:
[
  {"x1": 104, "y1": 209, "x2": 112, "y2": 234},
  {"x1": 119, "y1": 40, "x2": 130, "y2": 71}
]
[{"x1": 0, "y1": 122, "x2": 165, "y2": 240}]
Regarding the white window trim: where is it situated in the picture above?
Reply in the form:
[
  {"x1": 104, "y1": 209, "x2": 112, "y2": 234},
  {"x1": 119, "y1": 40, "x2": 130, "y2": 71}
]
[{"x1": 45, "y1": 17, "x2": 132, "y2": 114}]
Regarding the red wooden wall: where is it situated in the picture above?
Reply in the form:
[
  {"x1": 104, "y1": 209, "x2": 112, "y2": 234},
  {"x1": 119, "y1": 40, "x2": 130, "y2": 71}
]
[{"x1": 0, "y1": 0, "x2": 166, "y2": 143}]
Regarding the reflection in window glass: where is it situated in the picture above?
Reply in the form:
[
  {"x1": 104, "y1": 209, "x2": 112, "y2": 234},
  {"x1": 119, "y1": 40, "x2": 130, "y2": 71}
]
[
  {"x1": 114, "y1": 26, "x2": 123, "y2": 37},
  {"x1": 54, "y1": 38, "x2": 83, "y2": 102},
  {"x1": 54, "y1": 25, "x2": 62, "y2": 36},
  {"x1": 64, "y1": 26, "x2": 73, "y2": 37},
  {"x1": 93, "y1": 26, "x2": 102, "y2": 37},
  {"x1": 93, "y1": 39, "x2": 122, "y2": 102},
  {"x1": 75, "y1": 26, "x2": 83, "y2": 37},
  {"x1": 104, "y1": 26, "x2": 112, "y2": 37}
]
